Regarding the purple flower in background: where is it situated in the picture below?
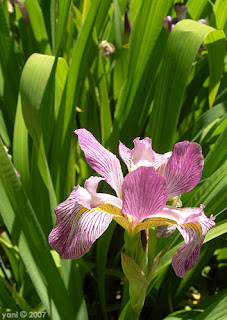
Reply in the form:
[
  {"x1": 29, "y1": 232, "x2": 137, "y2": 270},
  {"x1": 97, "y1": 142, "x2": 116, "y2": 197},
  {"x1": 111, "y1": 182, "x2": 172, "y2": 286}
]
[
  {"x1": 163, "y1": 3, "x2": 207, "y2": 33},
  {"x1": 163, "y1": 3, "x2": 189, "y2": 32},
  {"x1": 4, "y1": 146, "x2": 20, "y2": 178},
  {"x1": 49, "y1": 129, "x2": 215, "y2": 278},
  {"x1": 174, "y1": 2, "x2": 189, "y2": 20},
  {"x1": 13, "y1": 0, "x2": 29, "y2": 23}
]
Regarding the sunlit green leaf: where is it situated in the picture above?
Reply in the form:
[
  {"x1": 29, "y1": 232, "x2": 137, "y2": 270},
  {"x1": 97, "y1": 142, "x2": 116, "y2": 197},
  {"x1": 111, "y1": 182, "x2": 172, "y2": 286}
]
[
  {"x1": 0, "y1": 138, "x2": 77, "y2": 319},
  {"x1": 147, "y1": 20, "x2": 225, "y2": 153}
]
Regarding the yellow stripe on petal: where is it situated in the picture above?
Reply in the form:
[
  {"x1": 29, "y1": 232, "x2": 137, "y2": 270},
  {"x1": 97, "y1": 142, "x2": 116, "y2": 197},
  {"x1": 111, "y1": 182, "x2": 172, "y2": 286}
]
[
  {"x1": 99, "y1": 203, "x2": 123, "y2": 216},
  {"x1": 183, "y1": 222, "x2": 202, "y2": 237},
  {"x1": 98, "y1": 204, "x2": 132, "y2": 231},
  {"x1": 134, "y1": 217, "x2": 177, "y2": 234}
]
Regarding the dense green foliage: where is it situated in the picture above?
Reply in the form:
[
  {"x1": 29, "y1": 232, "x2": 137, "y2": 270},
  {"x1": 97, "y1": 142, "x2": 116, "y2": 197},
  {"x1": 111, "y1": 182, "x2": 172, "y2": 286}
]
[{"x1": 0, "y1": 0, "x2": 226, "y2": 319}]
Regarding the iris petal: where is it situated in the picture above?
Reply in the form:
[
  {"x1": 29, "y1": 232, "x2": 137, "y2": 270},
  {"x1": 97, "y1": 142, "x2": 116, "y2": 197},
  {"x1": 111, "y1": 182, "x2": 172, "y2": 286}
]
[
  {"x1": 164, "y1": 141, "x2": 204, "y2": 198},
  {"x1": 119, "y1": 137, "x2": 171, "y2": 172},
  {"x1": 75, "y1": 129, "x2": 124, "y2": 198},
  {"x1": 48, "y1": 191, "x2": 113, "y2": 259},
  {"x1": 172, "y1": 210, "x2": 215, "y2": 277},
  {"x1": 122, "y1": 167, "x2": 167, "y2": 223},
  {"x1": 75, "y1": 176, "x2": 122, "y2": 209},
  {"x1": 118, "y1": 141, "x2": 132, "y2": 171},
  {"x1": 119, "y1": 137, "x2": 155, "y2": 171}
]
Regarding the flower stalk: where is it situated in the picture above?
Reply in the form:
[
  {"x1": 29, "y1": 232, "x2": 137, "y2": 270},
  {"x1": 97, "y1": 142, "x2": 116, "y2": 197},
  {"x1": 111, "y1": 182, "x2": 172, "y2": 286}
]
[{"x1": 122, "y1": 227, "x2": 160, "y2": 315}]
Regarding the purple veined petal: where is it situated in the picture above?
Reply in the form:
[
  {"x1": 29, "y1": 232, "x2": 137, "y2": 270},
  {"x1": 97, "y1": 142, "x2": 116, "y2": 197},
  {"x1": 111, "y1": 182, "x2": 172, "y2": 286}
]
[
  {"x1": 152, "y1": 151, "x2": 172, "y2": 171},
  {"x1": 74, "y1": 176, "x2": 104, "y2": 209},
  {"x1": 172, "y1": 210, "x2": 215, "y2": 278},
  {"x1": 156, "y1": 224, "x2": 177, "y2": 238},
  {"x1": 75, "y1": 176, "x2": 122, "y2": 209},
  {"x1": 48, "y1": 191, "x2": 113, "y2": 259},
  {"x1": 122, "y1": 166, "x2": 167, "y2": 223},
  {"x1": 119, "y1": 137, "x2": 172, "y2": 172},
  {"x1": 119, "y1": 137, "x2": 155, "y2": 172},
  {"x1": 75, "y1": 129, "x2": 124, "y2": 198},
  {"x1": 148, "y1": 205, "x2": 206, "y2": 225},
  {"x1": 118, "y1": 141, "x2": 132, "y2": 172},
  {"x1": 148, "y1": 204, "x2": 209, "y2": 236},
  {"x1": 84, "y1": 176, "x2": 104, "y2": 194},
  {"x1": 164, "y1": 141, "x2": 204, "y2": 198},
  {"x1": 131, "y1": 137, "x2": 155, "y2": 168}
]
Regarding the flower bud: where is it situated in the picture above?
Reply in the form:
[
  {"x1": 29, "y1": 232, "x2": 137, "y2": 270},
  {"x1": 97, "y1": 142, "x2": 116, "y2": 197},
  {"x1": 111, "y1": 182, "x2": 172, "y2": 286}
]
[{"x1": 99, "y1": 40, "x2": 115, "y2": 56}]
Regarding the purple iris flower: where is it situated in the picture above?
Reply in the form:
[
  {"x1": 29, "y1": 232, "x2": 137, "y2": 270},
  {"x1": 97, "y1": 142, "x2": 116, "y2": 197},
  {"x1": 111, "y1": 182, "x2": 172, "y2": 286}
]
[{"x1": 49, "y1": 129, "x2": 215, "y2": 278}]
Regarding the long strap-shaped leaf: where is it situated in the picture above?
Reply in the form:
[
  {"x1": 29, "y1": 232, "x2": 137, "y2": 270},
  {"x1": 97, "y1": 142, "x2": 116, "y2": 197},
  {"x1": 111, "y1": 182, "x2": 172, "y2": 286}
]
[
  {"x1": 202, "y1": 125, "x2": 227, "y2": 179},
  {"x1": 20, "y1": 54, "x2": 62, "y2": 218},
  {"x1": 179, "y1": 104, "x2": 226, "y2": 141},
  {"x1": 186, "y1": 0, "x2": 209, "y2": 20},
  {"x1": 0, "y1": 139, "x2": 75, "y2": 320},
  {"x1": 111, "y1": 0, "x2": 173, "y2": 149},
  {"x1": 147, "y1": 20, "x2": 225, "y2": 153},
  {"x1": 55, "y1": 0, "x2": 72, "y2": 53},
  {"x1": 0, "y1": 2, "x2": 21, "y2": 130},
  {"x1": 13, "y1": 96, "x2": 30, "y2": 189},
  {"x1": 51, "y1": 0, "x2": 112, "y2": 200},
  {"x1": 25, "y1": 0, "x2": 52, "y2": 54}
]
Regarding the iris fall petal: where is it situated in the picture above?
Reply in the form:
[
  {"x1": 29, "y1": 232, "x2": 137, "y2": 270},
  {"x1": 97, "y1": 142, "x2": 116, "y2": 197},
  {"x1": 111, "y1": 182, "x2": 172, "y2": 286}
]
[
  {"x1": 171, "y1": 208, "x2": 215, "y2": 277},
  {"x1": 122, "y1": 166, "x2": 167, "y2": 223},
  {"x1": 48, "y1": 190, "x2": 113, "y2": 259}
]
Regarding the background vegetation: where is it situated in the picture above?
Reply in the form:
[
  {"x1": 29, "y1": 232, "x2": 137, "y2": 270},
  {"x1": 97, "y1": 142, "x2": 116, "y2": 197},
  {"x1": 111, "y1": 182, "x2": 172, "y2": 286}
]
[{"x1": 0, "y1": 0, "x2": 226, "y2": 319}]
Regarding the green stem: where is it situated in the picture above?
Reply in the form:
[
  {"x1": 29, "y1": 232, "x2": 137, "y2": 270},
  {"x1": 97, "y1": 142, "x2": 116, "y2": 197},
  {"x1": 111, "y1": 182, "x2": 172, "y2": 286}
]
[
  {"x1": 132, "y1": 308, "x2": 142, "y2": 320},
  {"x1": 124, "y1": 230, "x2": 148, "y2": 274},
  {"x1": 148, "y1": 227, "x2": 157, "y2": 270},
  {"x1": 122, "y1": 228, "x2": 159, "y2": 316}
]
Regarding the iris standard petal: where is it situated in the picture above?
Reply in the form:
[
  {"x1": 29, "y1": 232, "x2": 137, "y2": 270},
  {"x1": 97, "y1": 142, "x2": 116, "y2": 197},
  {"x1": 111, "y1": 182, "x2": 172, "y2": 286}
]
[
  {"x1": 119, "y1": 138, "x2": 155, "y2": 171},
  {"x1": 122, "y1": 167, "x2": 167, "y2": 223},
  {"x1": 119, "y1": 137, "x2": 172, "y2": 172},
  {"x1": 164, "y1": 141, "x2": 204, "y2": 198},
  {"x1": 152, "y1": 151, "x2": 172, "y2": 171},
  {"x1": 130, "y1": 137, "x2": 155, "y2": 169},
  {"x1": 75, "y1": 129, "x2": 124, "y2": 198},
  {"x1": 118, "y1": 141, "x2": 132, "y2": 171},
  {"x1": 172, "y1": 210, "x2": 215, "y2": 278},
  {"x1": 48, "y1": 191, "x2": 113, "y2": 259}
]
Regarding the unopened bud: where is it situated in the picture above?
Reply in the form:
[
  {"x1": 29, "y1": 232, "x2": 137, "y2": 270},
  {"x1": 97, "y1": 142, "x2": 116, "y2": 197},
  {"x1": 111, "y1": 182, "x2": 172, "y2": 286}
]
[
  {"x1": 14, "y1": 0, "x2": 29, "y2": 23},
  {"x1": 7, "y1": 1, "x2": 14, "y2": 13},
  {"x1": 124, "y1": 10, "x2": 131, "y2": 37},
  {"x1": 99, "y1": 40, "x2": 115, "y2": 56}
]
